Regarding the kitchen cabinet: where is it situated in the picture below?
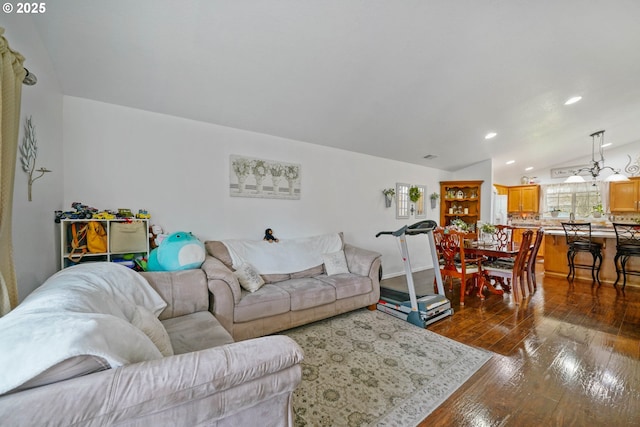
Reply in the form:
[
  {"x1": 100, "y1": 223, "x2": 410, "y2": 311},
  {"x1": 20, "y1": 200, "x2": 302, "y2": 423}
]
[
  {"x1": 508, "y1": 185, "x2": 540, "y2": 213},
  {"x1": 609, "y1": 177, "x2": 640, "y2": 212},
  {"x1": 440, "y1": 180, "x2": 483, "y2": 231}
]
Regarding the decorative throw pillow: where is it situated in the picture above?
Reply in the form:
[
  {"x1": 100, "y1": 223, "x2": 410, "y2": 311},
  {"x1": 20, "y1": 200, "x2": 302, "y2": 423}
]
[
  {"x1": 131, "y1": 305, "x2": 174, "y2": 357},
  {"x1": 323, "y1": 250, "x2": 350, "y2": 276},
  {"x1": 234, "y1": 261, "x2": 265, "y2": 292}
]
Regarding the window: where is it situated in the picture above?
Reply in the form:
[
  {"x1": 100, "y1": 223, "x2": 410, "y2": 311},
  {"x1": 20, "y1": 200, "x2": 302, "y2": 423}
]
[
  {"x1": 396, "y1": 183, "x2": 410, "y2": 219},
  {"x1": 542, "y1": 183, "x2": 604, "y2": 219}
]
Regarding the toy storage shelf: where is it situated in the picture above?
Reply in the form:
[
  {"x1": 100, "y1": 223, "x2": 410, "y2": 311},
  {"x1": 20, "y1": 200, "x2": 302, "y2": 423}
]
[{"x1": 59, "y1": 219, "x2": 149, "y2": 270}]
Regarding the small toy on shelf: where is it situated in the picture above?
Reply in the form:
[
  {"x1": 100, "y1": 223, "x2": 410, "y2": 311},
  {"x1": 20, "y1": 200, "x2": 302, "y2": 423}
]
[
  {"x1": 54, "y1": 202, "x2": 97, "y2": 222},
  {"x1": 263, "y1": 228, "x2": 279, "y2": 243},
  {"x1": 93, "y1": 210, "x2": 116, "y2": 220},
  {"x1": 136, "y1": 209, "x2": 151, "y2": 219},
  {"x1": 117, "y1": 208, "x2": 134, "y2": 218}
]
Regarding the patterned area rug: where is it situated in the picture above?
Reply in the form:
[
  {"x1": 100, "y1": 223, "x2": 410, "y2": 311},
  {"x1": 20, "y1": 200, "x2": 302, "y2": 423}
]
[{"x1": 282, "y1": 308, "x2": 492, "y2": 427}]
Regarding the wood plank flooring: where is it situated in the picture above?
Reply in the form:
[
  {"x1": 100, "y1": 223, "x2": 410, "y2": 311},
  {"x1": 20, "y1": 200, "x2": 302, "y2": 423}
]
[{"x1": 380, "y1": 264, "x2": 640, "y2": 427}]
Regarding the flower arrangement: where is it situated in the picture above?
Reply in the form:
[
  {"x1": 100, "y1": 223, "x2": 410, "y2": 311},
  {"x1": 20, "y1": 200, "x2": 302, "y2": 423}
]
[
  {"x1": 450, "y1": 218, "x2": 469, "y2": 231},
  {"x1": 430, "y1": 192, "x2": 439, "y2": 200},
  {"x1": 480, "y1": 223, "x2": 496, "y2": 234},
  {"x1": 382, "y1": 188, "x2": 395, "y2": 197},
  {"x1": 232, "y1": 158, "x2": 251, "y2": 177},
  {"x1": 409, "y1": 186, "x2": 421, "y2": 203},
  {"x1": 593, "y1": 203, "x2": 604, "y2": 213}
]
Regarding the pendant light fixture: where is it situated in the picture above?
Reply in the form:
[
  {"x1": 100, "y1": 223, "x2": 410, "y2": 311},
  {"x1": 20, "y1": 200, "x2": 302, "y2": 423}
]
[{"x1": 564, "y1": 130, "x2": 629, "y2": 183}]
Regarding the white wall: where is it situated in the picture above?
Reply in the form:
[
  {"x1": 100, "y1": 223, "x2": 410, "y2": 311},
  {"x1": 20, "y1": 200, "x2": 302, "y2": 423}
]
[
  {"x1": 63, "y1": 97, "x2": 453, "y2": 279},
  {"x1": 2, "y1": 20, "x2": 64, "y2": 302},
  {"x1": 451, "y1": 159, "x2": 493, "y2": 223}
]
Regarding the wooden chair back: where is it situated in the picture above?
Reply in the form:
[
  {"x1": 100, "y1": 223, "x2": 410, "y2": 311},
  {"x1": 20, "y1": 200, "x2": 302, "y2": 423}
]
[
  {"x1": 433, "y1": 227, "x2": 479, "y2": 306},
  {"x1": 483, "y1": 229, "x2": 533, "y2": 304},
  {"x1": 494, "y1": 225, "x2": 515, "y2": 248}
]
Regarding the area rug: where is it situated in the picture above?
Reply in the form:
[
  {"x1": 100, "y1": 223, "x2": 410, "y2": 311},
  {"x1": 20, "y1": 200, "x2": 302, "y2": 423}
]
[{"x1": 282, "y1": 308, "x2": 492, "y2": 427}]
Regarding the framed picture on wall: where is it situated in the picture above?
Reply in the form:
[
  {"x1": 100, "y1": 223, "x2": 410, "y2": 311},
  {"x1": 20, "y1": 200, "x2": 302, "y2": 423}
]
[{"x1": 229, "y1": 155, "x2": 301, "y2": 199}]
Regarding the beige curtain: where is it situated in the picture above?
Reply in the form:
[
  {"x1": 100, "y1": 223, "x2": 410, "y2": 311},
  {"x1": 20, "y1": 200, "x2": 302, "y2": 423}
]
[{"x1": 0, "y1": 28, "x2": 26, "y2": 316}]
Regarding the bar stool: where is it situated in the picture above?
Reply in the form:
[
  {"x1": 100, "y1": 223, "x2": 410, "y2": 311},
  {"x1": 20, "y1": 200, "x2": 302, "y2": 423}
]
[
  {"x1": 561, "y1": 222, "x2": 602, "y2": 285},
  {"x1": 612, "y1": 223, "x2": 640, "y2": 290}
]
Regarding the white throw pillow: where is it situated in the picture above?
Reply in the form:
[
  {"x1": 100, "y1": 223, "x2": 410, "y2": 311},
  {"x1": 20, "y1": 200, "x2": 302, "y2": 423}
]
[
  {"x1": 131, "y1": 305, "x2": 174, "y2": 357},
  {"x1": 234, "y1": 261, "x2": 265, "y2": 292},
  {"x1": 323, "y1": 250, "x2": 350, "y2": 276}
]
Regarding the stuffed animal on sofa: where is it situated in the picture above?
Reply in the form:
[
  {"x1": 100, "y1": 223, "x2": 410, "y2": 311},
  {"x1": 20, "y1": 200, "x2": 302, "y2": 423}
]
[
  {"x1": 263, "y1": 228, "x2": 279, "y2": 243},
  {"x1": 146, "y1": 231, "x2": 206, "y2": 271}
]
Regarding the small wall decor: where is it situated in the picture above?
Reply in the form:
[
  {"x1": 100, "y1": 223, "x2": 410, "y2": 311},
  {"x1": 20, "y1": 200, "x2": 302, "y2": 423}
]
[
  {"x1": 230, "y1": 155, "x2": 301, "y2": 199},
  {"x1": 19, "y1": 116, "x2": 51, "y2": 201},
  {"x1": 382, "y1": 188, "x2": 395, "y2": 208},
  {"x1": 624, "y1": 154, "x2": 640, "y2": 176},
  {"x1": 429, "y1": 192, "x2": 439, "y2": 209},
  {"x1": 550, "y1": 165, "x2": 590, "y2": 179}
]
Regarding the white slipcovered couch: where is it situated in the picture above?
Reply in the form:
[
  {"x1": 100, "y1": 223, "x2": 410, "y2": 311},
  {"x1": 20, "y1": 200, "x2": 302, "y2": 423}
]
[
  {"x1": 204, "y1": 233, "x2": 382, "y2": 341},
  {"x1": 0, "y1": 263, "x2": 303, "y2": 426}
]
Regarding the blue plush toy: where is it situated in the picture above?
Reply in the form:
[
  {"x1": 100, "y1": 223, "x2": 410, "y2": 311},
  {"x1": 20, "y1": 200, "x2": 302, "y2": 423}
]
[{"x1": 146, "y1": 231, "x2": 205, "y2": 271}]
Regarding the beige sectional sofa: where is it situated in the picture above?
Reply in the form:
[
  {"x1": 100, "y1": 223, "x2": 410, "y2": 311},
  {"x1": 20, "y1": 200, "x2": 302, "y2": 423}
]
[
  {"x1": 203, "y1": 233, "x2": 382, "y2": 341},
  {"x1": 0, "y1": 263, "x2": 303, "y2": 426}
]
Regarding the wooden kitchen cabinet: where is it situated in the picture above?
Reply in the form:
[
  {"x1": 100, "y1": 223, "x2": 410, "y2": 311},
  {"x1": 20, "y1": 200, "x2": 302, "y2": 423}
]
[
  {"x1": 610, "y1": 177, "x2": 640, "y2": 212},
  {"x1": 508, "y1": 185, "x2": 540, "y2": 213}
]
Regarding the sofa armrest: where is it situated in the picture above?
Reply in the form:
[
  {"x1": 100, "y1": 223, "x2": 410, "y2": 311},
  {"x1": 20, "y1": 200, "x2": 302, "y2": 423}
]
[
  {"x1": 0, "y1": 336, "x2": 304, "y2": 427},
  {"x1": 201, "y1": 256, "x2": 242, "y2": 304},
  {"x1": 344, "y1": 243, "x2": 382, "y2": 279},
  {"x1": 201, "y1": 256, "x2": 242, "y2": 334}
]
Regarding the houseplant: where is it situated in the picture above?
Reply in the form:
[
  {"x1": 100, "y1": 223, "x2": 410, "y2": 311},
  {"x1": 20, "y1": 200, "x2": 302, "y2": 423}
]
[
  {"x1": 430, "y1": 192, "x2": 439, "y2": 209},
  {"x1": 593, "y1": 203, "x2": 604, "y2": 218},
  {"x1": 550, "y1": 208, "x2": 561, "y2": 218},
  {"x1": 382, "y1": 188, "x2": 395, "y2": 208},
  {"x1": 480, "y1": 222, "x2": 496, "y2": 242}
]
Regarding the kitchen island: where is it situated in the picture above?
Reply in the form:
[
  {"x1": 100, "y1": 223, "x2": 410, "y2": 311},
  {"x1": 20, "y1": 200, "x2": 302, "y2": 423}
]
[{"x1": 544, "y1": 227, "x2": 640, "y2": 288}]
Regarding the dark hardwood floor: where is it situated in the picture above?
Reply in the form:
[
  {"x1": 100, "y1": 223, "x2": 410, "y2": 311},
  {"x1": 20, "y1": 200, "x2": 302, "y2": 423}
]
[{"x1": 381, "y1": 263, "x2": 640, "y2": 427}]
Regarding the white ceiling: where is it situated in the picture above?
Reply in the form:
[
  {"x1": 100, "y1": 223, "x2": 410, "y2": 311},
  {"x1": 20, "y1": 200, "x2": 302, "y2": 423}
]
[{"x1": 31, "y1": 0, "x2": 640, "y2": 183}]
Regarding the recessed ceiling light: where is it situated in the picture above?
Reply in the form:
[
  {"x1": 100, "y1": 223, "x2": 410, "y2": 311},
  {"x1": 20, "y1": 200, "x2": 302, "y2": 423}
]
[
  {"x1": 525, "y1": 166, "x2": 534, "y2": 171},
  {"x1": 485, "y1": 132, "x2": 497, "y2": 139},
  {"x1": 506, "y1": 160, "x2": 515, "y2": 165},
  {"x1": 564, "y1": 96, "x2": 582, "y2": 105}
]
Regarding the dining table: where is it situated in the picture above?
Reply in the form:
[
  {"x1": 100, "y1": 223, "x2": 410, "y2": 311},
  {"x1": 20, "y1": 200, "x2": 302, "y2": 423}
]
[{"x1": 463, "y1": 239, "x2": 521, "y2": 298}]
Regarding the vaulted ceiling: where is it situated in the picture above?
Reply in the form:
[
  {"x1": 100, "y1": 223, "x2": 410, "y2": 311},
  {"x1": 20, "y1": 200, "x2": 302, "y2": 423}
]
[{"x1": 31, "y1": 0, "x2": 640, "y2": 183}]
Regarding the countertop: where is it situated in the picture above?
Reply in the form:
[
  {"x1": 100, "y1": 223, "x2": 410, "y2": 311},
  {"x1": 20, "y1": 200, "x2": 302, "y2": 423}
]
[{"x1": 544, "y1": 228, "x2": 617, "y2": 238}]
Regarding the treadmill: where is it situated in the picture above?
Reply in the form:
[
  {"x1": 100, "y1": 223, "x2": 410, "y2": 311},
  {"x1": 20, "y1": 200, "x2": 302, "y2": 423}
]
[{"x1": 375, "y1": 220, "x2": 453, "y2": 327}]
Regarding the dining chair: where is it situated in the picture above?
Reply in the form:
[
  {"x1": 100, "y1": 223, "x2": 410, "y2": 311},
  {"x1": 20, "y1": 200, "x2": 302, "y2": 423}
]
[
  {"x1": 433, "y1": 228, "x2": 481, "y2": 306},
  {"x1": 612, "y1": 223, "x2": 640, "y2": 290},
  {"x1": 561, "y1": 222, "x2": 602, "y2": 285},
  {"x1": 482, "y1": 229, "x2": 533, "y2": 304},
  {"x1": 524, "y1": 228, "x2": 544, "y2": 292},
  {"x1": 494, "y1": 225, "x2": 515, "y2": 248}
]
